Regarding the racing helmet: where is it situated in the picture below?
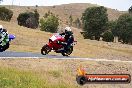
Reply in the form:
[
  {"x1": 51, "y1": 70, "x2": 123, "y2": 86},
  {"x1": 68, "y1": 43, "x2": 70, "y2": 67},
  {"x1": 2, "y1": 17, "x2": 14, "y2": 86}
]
[
  {"x1": 65, "y1": 27, "x2": 72, "y2": 32},
  {"x1": 64, "y1": 27, "x2": 73, "y2": 35}
]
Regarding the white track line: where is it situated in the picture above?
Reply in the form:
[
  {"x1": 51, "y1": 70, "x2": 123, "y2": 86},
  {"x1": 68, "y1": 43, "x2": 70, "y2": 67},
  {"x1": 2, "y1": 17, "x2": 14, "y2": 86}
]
[
  {"x1": 0, "y1": 57, "x2": 132, "y2": 63},
  {"x1": 54, "y1": 58, "x2": 132, "y2": 63}
]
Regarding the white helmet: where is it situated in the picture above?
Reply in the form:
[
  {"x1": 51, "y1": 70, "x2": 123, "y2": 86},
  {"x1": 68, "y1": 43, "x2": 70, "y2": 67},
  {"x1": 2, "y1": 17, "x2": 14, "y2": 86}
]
[
  {"x1": 0, "y1": 25, "x2": 3, "y2": 30},
  {"x1": 65, "y1": 27, "x2": 72, "y2": 32}
]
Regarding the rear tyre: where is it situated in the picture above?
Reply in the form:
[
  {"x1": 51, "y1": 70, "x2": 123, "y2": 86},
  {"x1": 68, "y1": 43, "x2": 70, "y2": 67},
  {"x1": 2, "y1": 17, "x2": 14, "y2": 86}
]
[
  {"x1": 41, "y1": 45, "x2": 51, "y2": 55},
  {"x1": 0, "y1": 43, "x2": 10, "y2": 52},
  {"x1": 0, "y1": 46, "x2": 4, "y2": 52},
  {"x1": 61, "y1": 46, "x2": 73, "y2": 56}
]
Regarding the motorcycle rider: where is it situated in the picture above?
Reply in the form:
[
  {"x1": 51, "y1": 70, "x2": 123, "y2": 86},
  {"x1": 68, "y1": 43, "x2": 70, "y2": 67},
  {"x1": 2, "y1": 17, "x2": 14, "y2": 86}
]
[
  {"x1": 59, "y1": 27, "x2": 74, "y2": 50},
  {"x1": 0, "y1": 25, "x2": 9, "y2": 46}
]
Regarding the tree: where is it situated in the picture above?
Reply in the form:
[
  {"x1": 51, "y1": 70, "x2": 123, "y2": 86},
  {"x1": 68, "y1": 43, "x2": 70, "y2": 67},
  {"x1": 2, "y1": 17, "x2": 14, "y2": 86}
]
[
  {"x1": 53, "y1": 6, "x2": 55, "y2": 8},
  {"x1": 108, "y1": 20, "x2": 117, "y2": 36},
  {"x1": 82, "y1": 6, "x2": 108, "y2": 40},
  {"x1": 34, "y1": 9, "x2": 39, "y2": 27},
  {"x1": 102, "y1": 31, "x2": 114, "y2": 42},
  {"x1": 69, "y1": 15, "x2": 73, "y2": 26},
  {"x1": 40, "y1": 14, "x2": 59, "y2": 33},
  {"x1": 17, "y1": 12, "x2": 30, "y2": 26},
  {"x1": 17, "y1": 10, "x2": 39, "y2": 29},
  {"x1": 26, "y1": 16, "x2": 38, "y2": 28},
  {"x1": 0, "y1": 7, "x2": 13, "y2": 21},
  {"x1": 129, "y1": 6, "x2": 132, "y2": 14},
  {"x1": 74, "y1": 18, "x2": 81, "y2": 28},
  {"x1": 35, "y1": 5, "x2": 38, "y2": 8},
  {"x1": 115, "y1": 13, "x2": 132, "y2": 44}
]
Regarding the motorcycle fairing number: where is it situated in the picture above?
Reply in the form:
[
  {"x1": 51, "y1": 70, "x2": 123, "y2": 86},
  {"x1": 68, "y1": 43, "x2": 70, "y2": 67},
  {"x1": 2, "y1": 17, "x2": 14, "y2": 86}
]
[{"x1": 50, "y1": 35, "x2": 57, "y2": 41}]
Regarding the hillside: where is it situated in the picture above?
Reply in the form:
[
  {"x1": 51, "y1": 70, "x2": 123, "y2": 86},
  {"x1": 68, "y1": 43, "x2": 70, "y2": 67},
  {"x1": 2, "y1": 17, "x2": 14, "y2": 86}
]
[
  {"x1": 0, "y1": 3, "x2": 131, "y2": 88},
  {"x1": 5, "y1": 3, "x2": 124, "y2": 24},
  {"x1": 0, "y1": 20, "x2": 132, "y2": 60},
  {"x1": 0, "y1": 3, "x2": 131, "y2": 60}
]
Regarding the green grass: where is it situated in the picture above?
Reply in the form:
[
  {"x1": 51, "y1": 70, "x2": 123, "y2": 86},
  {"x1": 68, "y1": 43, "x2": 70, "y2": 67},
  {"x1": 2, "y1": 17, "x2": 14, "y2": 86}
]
[
  {"x1": 0, "y1": 67, "x2": 77, "y2": 88},
  {"x1": 0, "y1": 67, "x2": 46, "y2": 88},
  {"x1": 48, "y1": 70, "x2": 61, "y2": 78}
]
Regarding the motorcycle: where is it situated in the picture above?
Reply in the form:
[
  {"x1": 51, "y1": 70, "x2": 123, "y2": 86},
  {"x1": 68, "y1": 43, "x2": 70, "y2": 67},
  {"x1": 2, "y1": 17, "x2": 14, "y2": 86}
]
[
  {"x1": 0, "y1": 34, "x2": 15, "y2": 52},
  {"x1": 41, "y1": 33, "x2": 77, "y2": 56}
]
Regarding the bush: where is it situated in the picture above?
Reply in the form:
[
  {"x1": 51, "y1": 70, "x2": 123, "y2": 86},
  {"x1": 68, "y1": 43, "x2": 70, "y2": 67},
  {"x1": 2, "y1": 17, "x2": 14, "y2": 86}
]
[
  {"x1": 102, "y1": 31, "x2": 114, "y2": 42},
  {"x1": 0, "y1": 7, "x2": 13, "y2": 21},
  {"x1": 40, "y1": 14, "x2": 59, "y2": 33},
  {"x1": 17, "y1": 10, "x2": 39, "y2": 29}
]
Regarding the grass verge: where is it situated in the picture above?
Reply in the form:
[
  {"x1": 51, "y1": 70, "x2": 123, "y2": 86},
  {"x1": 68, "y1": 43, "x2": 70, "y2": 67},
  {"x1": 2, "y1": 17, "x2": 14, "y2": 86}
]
[{"x1": 0, "y1": 67, "x2": 76, "y2": 88}]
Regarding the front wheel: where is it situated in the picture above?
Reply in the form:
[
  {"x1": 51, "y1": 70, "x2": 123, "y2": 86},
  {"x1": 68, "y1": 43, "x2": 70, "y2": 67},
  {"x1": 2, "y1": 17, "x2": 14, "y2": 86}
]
[
  {"x1": 61, "y1": 46, "x2": 73, "y2": 56},
  {"x1": 41, "y1": 45, "x2": 51, "y2": 55}
]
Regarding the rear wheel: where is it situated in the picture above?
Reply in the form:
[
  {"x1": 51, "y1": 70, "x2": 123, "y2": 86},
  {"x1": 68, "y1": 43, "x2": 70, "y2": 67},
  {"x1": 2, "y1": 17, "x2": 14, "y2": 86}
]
[
  {"x1": 61, "y1": 46, "x2": 73, "y2": 56},
  {"x1": 0, "y1": 46, "x2": 4, "y2": 52},
  {"x1": 0, "y1": 43, "x2": 9, "y2": 52},
  {"x1": 41, "y1": 45, "x2": 51, "y2": 55}
]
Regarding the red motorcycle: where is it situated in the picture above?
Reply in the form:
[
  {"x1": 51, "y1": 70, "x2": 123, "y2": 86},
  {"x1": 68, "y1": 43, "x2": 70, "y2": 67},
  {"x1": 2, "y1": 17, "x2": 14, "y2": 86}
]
[{"x1": 41, "y1": 33, "x2": 77, "y2": 56}]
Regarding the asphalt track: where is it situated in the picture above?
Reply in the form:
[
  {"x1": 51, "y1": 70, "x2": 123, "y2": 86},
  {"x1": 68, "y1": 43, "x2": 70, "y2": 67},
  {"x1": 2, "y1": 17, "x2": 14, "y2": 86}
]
[
  {"x1": 0, "y1": 51, "x2": 71, "y2": 58},
  {"x1": 0, "y1": 51, "x2": 132, "y2": 63}
]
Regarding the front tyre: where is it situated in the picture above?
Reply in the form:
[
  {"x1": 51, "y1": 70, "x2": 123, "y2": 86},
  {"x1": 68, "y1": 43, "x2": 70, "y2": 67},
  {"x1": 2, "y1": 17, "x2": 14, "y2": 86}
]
[
  {"x1": 41, "y1": 45, "x2": 51, "y2": 55},
  {"x1": 61, "y1": 46, "x2": 73, "y2": 56}
]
